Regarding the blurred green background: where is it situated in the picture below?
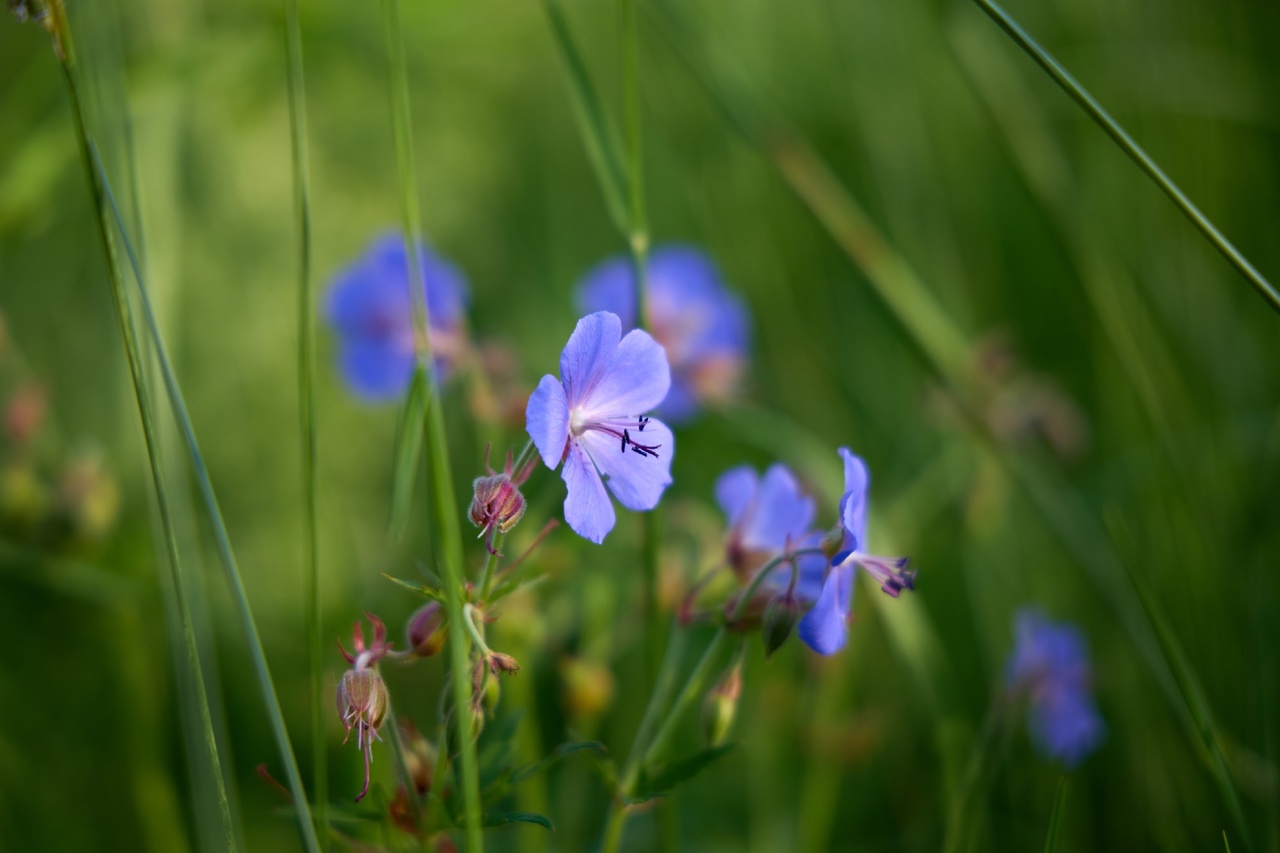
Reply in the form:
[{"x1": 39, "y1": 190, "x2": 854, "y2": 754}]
[{"x1": 1, "y1": 0, "x2": 1278, "y2": 849}]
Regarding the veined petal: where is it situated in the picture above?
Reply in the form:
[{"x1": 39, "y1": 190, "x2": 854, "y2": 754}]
[
  {"x1": 797, "y1": 563, "x2": 854, "y2": 655},
  {"x1": 526, "y1": 375, "x2": 570, "y2": 469},
  {"x1": 714, "y1": 465, "x2": 759, "y2": 528},
  {"x1": 559, "y1": 312, "x2": 622, "y2": 406},
  {"x1": 577, "y1": 329, "x2": 671, "y2": 422},
  {"x1": 562, "y1": 441, "x2": 615, "y2": 544},
  {"x1": 580, "y1": 419, "x2": 674, "y2": 512},
  {"x1": 740, "y1": 464, "x2": 815, "y2": 552},
  {"x1": 838, "y1": 447, "x2": 869, "y2": 546},
  {"x1": 337, "y1": 340, "x2": 415, "y2": 402}
]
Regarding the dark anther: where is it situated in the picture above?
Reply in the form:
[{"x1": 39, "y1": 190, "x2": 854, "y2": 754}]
[
  {"x1": 621, "y1": 429, "x2": 631, "y2": 453},
  {"x1": 638, "y1": 416, "x2": 649, "y2": 432}
]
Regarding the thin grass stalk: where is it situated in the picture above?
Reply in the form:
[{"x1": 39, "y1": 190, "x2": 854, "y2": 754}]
[
  {"x1": 969, "y1": 0, "x2": 1280, "y2": 315},
  {"x1": 284, "y1": 0, "x2": 328, "y2": 845},
  {"x1": 379, "y1": 0, "x2": 483, "y2": 845},
  {"x1": 61, "y1": 70, "x2": 237, "y2": 851},
  {"x1": 542, "y1": 0, "x2": 630, "y2": 234},
  {"x1": 90, "y1": 144, "x2": 322, "y2": 853},
  {"x1": 1042, "y1": 775, "x2": 1070, "y2": 853}
]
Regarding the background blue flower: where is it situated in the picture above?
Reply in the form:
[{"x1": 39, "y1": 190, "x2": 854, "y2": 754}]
[
  {"x1": 577, "y1": 245, "x2": 749, "y2": 422},
  {"x1": 325, "y1": 232, "x2": 469, "y2": 401}
]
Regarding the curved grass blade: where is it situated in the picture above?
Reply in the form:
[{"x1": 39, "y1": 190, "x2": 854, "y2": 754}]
[
  {"x1": 67, "y1": 116, "x2": 238, "y2": 853},
  {"x1": 89, "y1": 143, "x2": 321, "y2": 853},
  {"x1": 388, "y1": 366, "x2": 429, "y2": 539},
  {"x1": 284, "y1": 0, "x2": 329, "y2": 846},
  {"x1": 969, "y1": 0, "x2": 1280, "y2": 315}
]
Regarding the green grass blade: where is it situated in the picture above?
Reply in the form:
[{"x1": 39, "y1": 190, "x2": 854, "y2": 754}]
[
  {"x1": 541, "y1": 0, "x2": 631, "y2": 235},
  {"x1": 284, "y1": 0, "x2": 328, "y2": 846},
  {"x1": 1043, "y1": 775, "x2": 1070, "y2": 853},
  {"x1": 61, "y1": 78, "x2": 237, "y2": 852},
  {"x1": 388, "y1": 366, "x2": 429, "y2": 539},
  {"x1": 969, "y1": 0, "x2": 1280, "y2": 315},
  {"x1": 89, "y1": 143, "x2": 322, "y2": 853},
  {"x1": 379, "y1": 0, "x2": 484, "y2": 846}
]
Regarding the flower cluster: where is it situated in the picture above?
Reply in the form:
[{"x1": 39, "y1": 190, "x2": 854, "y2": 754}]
[
  {"x1": 1005, "y1": 609, "x2": 1105, "y2": 767},
  {"x1": 711, "y1": 448, "x2": 916, "y2": 656}
]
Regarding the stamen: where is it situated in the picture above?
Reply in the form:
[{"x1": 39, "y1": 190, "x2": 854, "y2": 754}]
[
  {"x1": 638, "y1": 416, "x2": 649, "y2": 432},
  {"x1": 621, "y1": 429, "x2": 630, "y2": 453}
]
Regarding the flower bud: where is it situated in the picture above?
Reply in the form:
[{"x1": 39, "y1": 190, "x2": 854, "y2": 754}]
[
  {"x1": 761, "y1": 592, "x2": 800, "y2": 659},
  {"x1": 485, "y1": 651, "x2": 521, "y2": 676},
  {"x1": 469, "y1": 473, "x2": 527, "y2": 540},
  {"x1": 406, "y1": 602, "x2": 448, "y2": 658},
  {"x1": 701, "y1": 661, "x2": 742, "y2": 747},
  {"x1": 337, "y1": 669, "x2": 389, "y2": 736}
]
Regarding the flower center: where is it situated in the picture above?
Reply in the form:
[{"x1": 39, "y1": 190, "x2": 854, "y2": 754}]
[{"x1": 573, "y1": 413, "x2": 662, "y2": 459}]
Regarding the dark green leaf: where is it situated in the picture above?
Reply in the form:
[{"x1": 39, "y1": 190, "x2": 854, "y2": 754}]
[
  {"x1": 482, "y1": 811, "x2": 554, "y2": 832},
  {"x1": 629, "y1": 743, "x2": 736, "y2": 803},
  {"x1": 381, "y1": 572, "x2": 444, "y2": 602}
]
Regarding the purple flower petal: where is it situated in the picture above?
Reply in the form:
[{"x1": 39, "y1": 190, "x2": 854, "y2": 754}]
[
  {"x1": 838, "y1": 447, "x2": 869, "y2": 547},
  {"x1": 562, "y1": 442, "x2": 615, "y2": 544},
  {"x1": 579, "y1": 418, "x2": 674, "y2": 512},
  {"x1": 715, "y1": 466, "x2": 759, "y2": 528},
  {"x1": 336, "y1": 340, "x2": 416, "y2": 401},
  {"x1": 577, "y1": 329, "x2": 671, "y2": 421},
  {"x1": 797, "y1": 563, "x2": 854, "y2": 655},
  {"x1": 740, "y1": 464, "x2": 815, "y2": 552},
  {"x1": 559, "y1": 312, "x2": 622, "y2": 406},
  {"x1": 526, "y1": 375, "x2": 570, "y2": 469},
  {"x1": 576, "y1": 257, "x2": 638, "y2": 329}
]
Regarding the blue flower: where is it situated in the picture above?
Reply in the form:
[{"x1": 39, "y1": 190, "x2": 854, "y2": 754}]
[
  {"x1": 714, "y1": 463, "x2": 825, "y2": 598},
  {"x1": 797, "y1": 448, "x2": 915, "y2": 656},
  {"x1": 577, "y1": 245, "x2": 749, "y2": 422},
  {"x1": 1006, "y1": 609, "x2": 1105, "y2": 768},
  {"x1": 525, "y1": 311, "x2": 674, "y2": 544},
  {"x1": 325, "y1": 233, "x2": 469, "y2": 401}
]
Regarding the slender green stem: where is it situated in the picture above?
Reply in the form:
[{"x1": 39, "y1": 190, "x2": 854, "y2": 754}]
[
  {"x1": 970, "y1": 0, "x2": 1280, "y2": 315},
  {"x1": 284, "y1": 0, "x2": 327, "y2": 845},
  {"x1": 478, "y1": 534, "x2": 505, "y2": 601},
  {"x1": 379, "y1": 0, "x2": 483, "y2": 846},
  {"x1": 66, "y1": 85, "x2": 237, "y2": 853},
  {"x1": 91, "y1": 142, "x2": 321, "y2": 852},
  {"x1": 620, "y1": 0, "x2": 649, "y2": 320},
  {"x1": 639, "y1": 549, "x2": 821, "y2": 773}
]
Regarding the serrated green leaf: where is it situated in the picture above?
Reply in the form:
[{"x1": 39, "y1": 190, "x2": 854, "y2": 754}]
[
  {"x1": 510, "y1": 741, "x2": 607, "y2": 785},
  {"x1": 482, "y1": 811, "x2": 554, "y2": 832},
  {"x1": 629, "y1": 743, "x2": 736, "y2": 803},
  {"x1": 381, "y1": 572, "x2": 444, "y2": 602}
]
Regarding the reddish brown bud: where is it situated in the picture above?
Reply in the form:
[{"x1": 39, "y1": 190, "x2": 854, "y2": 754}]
[
  {"x1": 406, "y1": 602, "x2": 448, "y2": 658},
  {"x1": 701, "y1": 660, "x2": 742, "y2": 747}
]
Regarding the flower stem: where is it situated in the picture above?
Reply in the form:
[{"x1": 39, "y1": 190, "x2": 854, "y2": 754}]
[
  {"x1": 478, "y1": 533, "x2": 505, "y2": 601},
  {"x1": 379, "y1": 0, "x2": 484, "y2": 845},
  {"x1": 283, "y1": 0, "x2": 327, "y2": 843}
]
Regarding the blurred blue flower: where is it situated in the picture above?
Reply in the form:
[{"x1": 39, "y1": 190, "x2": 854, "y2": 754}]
[
  {"x1": 325, "y1": 233, "x2": 469, "y2": 401},
  {"x1": 1006, "y1": 609, "x2": 1105, "y2": 767},
  {"x1": 797, "y1": 447, "x2": 915, "y2": 656},
  {"x1": 525, "y1": 311, "x2": 674, "y2": 544},
  {"x1": 577, "y1": 245, "x2": 749, "y2": 422},
  {"x1": 714, "y1": 463, "x2": 825, "y2": 599}
]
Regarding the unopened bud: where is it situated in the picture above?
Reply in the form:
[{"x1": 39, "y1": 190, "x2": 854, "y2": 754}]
[
  {"x1": 701, "y1": 662, "x2": 742, "y2": 747},
  {"x1": 470, "y1": 473, "x2": 527, "y2": 532},
  {"x1": 485, "y1": 651, "x2": 521, "y2": 676},
  {"x1": 337, "y1": 669, "x2": 389, "y2": 736},
  {"x1": 761, "y1": 592, "x2": 800, "y2": 659},
  {"x1": 406, "y1": 602, "x2": 448, "y2": 658}
]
